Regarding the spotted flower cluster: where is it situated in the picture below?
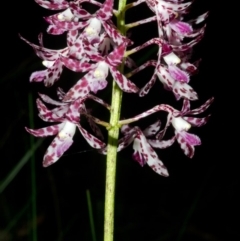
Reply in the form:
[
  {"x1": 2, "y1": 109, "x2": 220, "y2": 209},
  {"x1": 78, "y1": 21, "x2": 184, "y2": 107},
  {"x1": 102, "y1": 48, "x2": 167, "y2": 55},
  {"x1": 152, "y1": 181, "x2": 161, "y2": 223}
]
[{"x1": 23, "y1": 0, "x2": 212, "y2": 176}]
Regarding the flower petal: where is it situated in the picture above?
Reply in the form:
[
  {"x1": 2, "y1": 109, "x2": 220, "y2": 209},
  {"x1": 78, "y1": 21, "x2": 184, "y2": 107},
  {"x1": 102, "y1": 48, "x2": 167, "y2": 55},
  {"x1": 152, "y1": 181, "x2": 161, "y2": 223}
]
[
  {"x1": 83, "y1": 40, "x2": 104, "y2": 62},
  {"x1": 168, "y1": 64, "x2": 189, "y2": 83},
  {"x1": 57, "y1": 87, "x2": 65, "y2": 100},
  {"x1": 118, "y1": 131, "x2": 136, "y2": 152},
  {"x1": 25, "y1": 123, "x2": 64, "y2": 137},
  {"x1": 188, "y1": 98, "x2": 214, "y2": 115},
  {"x1": 181, "y1": 98, "x2": 190, "y2": 113},
  {"x1": 86, "y1": 116, "x2": 104, "y2": 140},
  {"x1": 157, "y1": 65, "x2": 175, "y2": 90},
  {"x1": 46, "y1": 24, "x2": 67, "y2": 35},
  {"x1": 19, "y1": 35, "x2": 67, "y2": 61},
  {"x1": 36, "y1": 98, "x2": 50, "y2": 116},
  {"x1": 109, "y1": 66, "x2": 139, "y2": 93},
  {"x1": 156, "y1": 113, "x2": 173, "y2": 140},
  {"x1": 189, "y1": 12, "x2": 209, "y2": 25},
  {"x1": 67, "y1": 33, "x2": 89, "y2": 61},
  {"x1": 96, "y1": 0, "x2": 113, "y2": 21},
  {"x1": 60, "y1": 56, "x2": 93, "y2": 72},
  {"x1": 35, "y1": 0, "x2": 69, "y2": 10},
  {"x1": 139, "y1": 73, "x2": 157, "y2": 97},
  {"x1": 175, "y1": 131, "x2": 195, "y2": 158},
  {"x1": 159, "y1": 1, "x2": 192, "y2": 12},
  {"x1": 148, "y1": 136, "x2": 176, "y2": 149},
  {"x1": 69, "y1": 2, "x2": 91, "y2": 19},
  {"x1": 90, "y1": 79, "x2": 108, "y2": 93},
  {"x1": 102, "y1": 21, "x2": 127, "y2": 45},
  {"x1": 120, "y1": 125, "x2": 132, "y2": 135},
  {"x1": 77, "y1": 124, "x2": 106, "y2": 149},
  {"x1": 173, "y1": 81, "x2": 198, "y2": 101},
  {"x1": 30, "y1": 70, "x2": 46, "y2": 83},
  {"x1": 63, "y1": 70, "x2": 106, "y2": 104},
  {"x1": 38, "y1": 93, "x2": 65, "y2": 106},
  {"x1": 180, "y1": 62, "x2": 197, "y2": 75},
  {"x1": 169, "y1": 20, "x2": 193, "y2": 35},
  {"x1": 133, "y1": 129, "x2": 169, "y2": 176},
  {"x1": 53, "y1": 14, "x2": 87, "y2": 28},
  {"x1": 106, "y1": 43, "x2": 125, "y2": 67},
  {"x1": 37, "y1": 100, "x2": 68, "y2": 122},
  {"x1": 43, "y1": 135, "x2": 73, "y2": 167},
  {"x1": 49, "y1": 17, "x2": 89, "y2": 33},
  {"x1": 65, "y1": 98, "x2": 86, "y2": 122},
  {"x1": 183, "y1": 115, "x2": 210, "y2": 127},
  {"x1": 181, "y1": 131, "x2": 201, "y2": 145},
  {"x1": 30, "y1": 59, "x2": 63, "y2": 87},
  {"x1": 171, "y1": 34, "x2": 203, "y2": 52},
  {"x1": 143, "y1": 120, "x2": 161, "y2": 137},
  {"x1": 185, "y1": 25, "x2": 206, "y2": 38},
  {"x1": 67, "y1": 30, "x2": 78, "y2": 46},
  {"x1": 63, "y1": 73, "x2": 91, "y2": 102}
]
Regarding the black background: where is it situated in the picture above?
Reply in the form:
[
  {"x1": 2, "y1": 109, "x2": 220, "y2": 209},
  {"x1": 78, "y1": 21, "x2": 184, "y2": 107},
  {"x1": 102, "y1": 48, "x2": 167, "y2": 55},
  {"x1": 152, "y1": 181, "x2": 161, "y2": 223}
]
[{"x1": 0, "y1": 0, "x2": 234, "y2": 241}]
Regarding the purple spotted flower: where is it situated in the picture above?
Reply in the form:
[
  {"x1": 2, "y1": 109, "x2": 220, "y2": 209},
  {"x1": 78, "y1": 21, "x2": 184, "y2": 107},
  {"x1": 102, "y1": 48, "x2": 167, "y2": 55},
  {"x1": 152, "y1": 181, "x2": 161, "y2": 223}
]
[
  {"x1": 42, "y1": 0, "x2": 127, "y2": 45},
  {"x1": 126, "y1": 0, "x2": 206, "y2": 101},
  {"x1": 34, "y1": 0, "x2": 69, "y2": 10},
  {"x1": 26, "y1": 97, "x2": 105, "y2": 167},
  {"x1": 157, "y1": 51, "x2": 198, "y2": 100},
  {"x1": 22, "y1": 0, "x2": 212, "y2": 175},
  {"x1": 117, "y1": 123, "x2": 169, "y2": 177},
  {"x1": 115, "y1": 97, "x2": 213, "y2": 163},
  {"x1": 155, "y1": 98, "x2": 214, "y2": 158},
  {"x1": 60, "y1": 42, "x2": 139, "y2": 102},
  {"x1": 20, "y1": 34, "x2": 68, "y2": 86},
  {"x1": 136, "y1": 49, "x2": 199, "y2": 100},
  {"x1": 146, "y1": 0, "x2": 192, "y2": 23}
]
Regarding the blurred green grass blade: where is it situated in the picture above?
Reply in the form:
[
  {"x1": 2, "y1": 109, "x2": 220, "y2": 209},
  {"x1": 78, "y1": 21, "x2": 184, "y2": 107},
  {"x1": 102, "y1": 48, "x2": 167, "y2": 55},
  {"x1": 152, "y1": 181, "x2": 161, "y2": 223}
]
[
  {"x1": 3, "y1": 198, "x2": 31, "y2": 239},
  {"x1": 176, "y1": 200, "x2": 198, "y2": 241},
  {"x1": 87, "y1": 189, "x2": 97, "y2": 241},
  {"x1": 28, "y1": 92, "x2": 38, "y2": 241},
  {"x1": 56, "y1": 215, "x2": 79, "y2": 241},
  {"x1": 0, "y1": 138, "x2": 43, "y2": 194}
]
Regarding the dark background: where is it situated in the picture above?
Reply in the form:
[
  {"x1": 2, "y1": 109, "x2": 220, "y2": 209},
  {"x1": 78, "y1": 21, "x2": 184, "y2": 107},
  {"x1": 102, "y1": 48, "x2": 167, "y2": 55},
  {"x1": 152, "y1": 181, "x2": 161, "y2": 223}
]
[{"x1": 0, "y1": 0, "x2": 234, "y2": 241}]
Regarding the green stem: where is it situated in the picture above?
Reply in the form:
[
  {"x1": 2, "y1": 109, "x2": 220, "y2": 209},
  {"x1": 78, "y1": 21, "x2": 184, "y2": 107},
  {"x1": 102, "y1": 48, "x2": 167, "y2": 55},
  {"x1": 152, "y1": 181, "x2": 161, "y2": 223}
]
[
  {"x1": 125, "y1": 16, "x2": 157, "y2": 30},
  {"x1": 103, "y1": 0, "x2": 127, "y2": 241},
  {"x1": 87, "y1": 190, "x2": 97, "y2": 241}
]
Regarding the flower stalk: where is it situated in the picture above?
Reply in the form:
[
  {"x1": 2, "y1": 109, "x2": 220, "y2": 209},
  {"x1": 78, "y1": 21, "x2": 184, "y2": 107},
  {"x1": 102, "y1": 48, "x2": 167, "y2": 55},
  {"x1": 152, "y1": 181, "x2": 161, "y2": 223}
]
[{"x1": 104, "y1": 0, "x2": 127, "y2": 240}]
